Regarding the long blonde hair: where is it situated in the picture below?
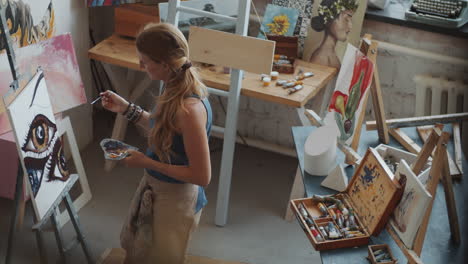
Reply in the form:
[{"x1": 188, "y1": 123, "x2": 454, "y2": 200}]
[{"x1": 136, "y1": 23, "x2": 207, "y2": 163}]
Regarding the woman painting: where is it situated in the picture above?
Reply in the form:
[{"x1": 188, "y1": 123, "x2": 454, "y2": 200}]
[
  {"x1": 308, "y1": 0, "x2": 359, "y2": 69},
  {"x1": 100, "y1": 23, "x2": 212, "y2": 263}
]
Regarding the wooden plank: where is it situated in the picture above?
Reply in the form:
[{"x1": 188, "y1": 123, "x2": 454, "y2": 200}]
[
  {"x1": 386, "y1": 226, "x2": 424, "y2": 264},
  {"x1": 369, "y1": 52, "x2": 389, "y2": 144},
  {"x1": 188, "y1": 26, "x2": 275, "y2": 74},
  {"x1": 366, "y1": 112, "x2": 468, "y2": 130},
  {"x1": 198, "y1": 60, "x2": 337, "y2": 108},
  {"x1": 412, "y1": 132, "x2": 450, "y2": 259},
  {"x1": 417, "y1": 124, "x2": 461, "y2": 179},
  {"x1": 441, "y1": 150, "x2": 461, "y2": 244},
  {"x1": 453, "y1": 123, "x2": 463, "y2": 174},
  {"x1": 114, "y1": 4, "x2": 160, "y2": 38},
  {"x1": 389, "y1": 128, "x2": 421, "y2": 154},
  {"x1": 97, "y1": 248, "x2": 248, "y2": 264},
  {"x1": 304, "y1": 109, "x2": 324, "y2": 126},
  {"x1": 411, "y1": 127, "x2": 441, "y2": 175},
  {"x1": 88, "y1": 35, "x2": 142, "y2": 72}
]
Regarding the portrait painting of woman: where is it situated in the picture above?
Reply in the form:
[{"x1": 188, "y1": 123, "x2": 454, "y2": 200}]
[{"x1": 303, "y1": 0, "x2": 366, "y2": 70}]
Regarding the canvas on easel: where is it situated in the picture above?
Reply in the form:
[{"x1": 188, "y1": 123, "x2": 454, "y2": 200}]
[
  {"x1": 6, "y1": 70, "x2": 72, "y2": 221},
  {"x1": 324, "y1": 43, "x2": 374, "y2": 146},
  {"x1": 389, "y1": 159, "x2": 431, "y2": 249}
]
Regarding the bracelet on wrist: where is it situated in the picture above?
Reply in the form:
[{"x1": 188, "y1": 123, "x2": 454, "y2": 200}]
[{"x1": 122, "y1": 101, "x2": 132, "y2": 116}]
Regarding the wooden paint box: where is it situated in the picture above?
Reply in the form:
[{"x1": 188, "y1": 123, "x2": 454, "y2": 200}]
[
  {"x1": 368, "y1": 244, "x2": 397, "y2": 263},
  {"x1": 267, "y1": 35, "x2": 297, "y2": 74},
  {"x1": 291, "y1": 148, "x2": 404, "y2": 251},
  {"x1": 115, "y1": 4, "x2": 160, "y2": 38}
]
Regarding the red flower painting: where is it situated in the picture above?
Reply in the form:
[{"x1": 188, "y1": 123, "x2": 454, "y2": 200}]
[{"x1": 328, "y1": 50, "x2": 374, "y2": 141}]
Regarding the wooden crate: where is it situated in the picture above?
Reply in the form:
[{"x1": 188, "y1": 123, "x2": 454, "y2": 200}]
[
  {"x1": 291, "y1": 148, "x2": 404, "y2": 251},
  {"x1": 267, "y1": 35, "x2": 298, "y2": 74},
  {"x1": 114, "y1": 4, "x2": 160, "y2": 38},
  {"x1": 368, "y1": 244, "x2": 397, "y2": 264}
]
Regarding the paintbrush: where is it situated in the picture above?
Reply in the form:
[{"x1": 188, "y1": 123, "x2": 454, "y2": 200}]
[{"x1": 90, "y1": 96, "x2": 102, "y2": 105}]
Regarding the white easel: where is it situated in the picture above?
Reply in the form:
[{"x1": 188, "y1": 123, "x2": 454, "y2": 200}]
[{"x1": 165, "y1": 0, "x2": 273, "y2": 226}]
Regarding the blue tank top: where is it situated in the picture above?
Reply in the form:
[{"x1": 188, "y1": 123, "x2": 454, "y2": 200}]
[{"x1": 145, "y1": 95, "x2": 212, "y2": 214}]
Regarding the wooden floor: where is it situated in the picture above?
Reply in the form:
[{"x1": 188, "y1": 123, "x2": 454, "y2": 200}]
[{"x1": 97, "y1": 248, "x2": 248, "y2": 264}]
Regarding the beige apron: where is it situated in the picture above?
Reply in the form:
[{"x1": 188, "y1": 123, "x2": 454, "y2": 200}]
[{"x1": 121, "y1": 171, "x2": 201, "y2": 264}]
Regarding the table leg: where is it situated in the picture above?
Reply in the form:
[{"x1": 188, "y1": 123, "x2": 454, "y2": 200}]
[
  {"x1": 284, "y1": 166, "x2": 305, "y2": 221},
  {"x1": 296, "y1": 107, "x2": 312, "y2": 126}
]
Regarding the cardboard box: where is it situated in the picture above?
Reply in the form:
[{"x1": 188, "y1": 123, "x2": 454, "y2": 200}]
[
  {"x1": 114, "y1": 4, "x2": 161, "y2": 38},
  {"x1": 291, "y1": 148, "x2": 404, "y2": 251}
]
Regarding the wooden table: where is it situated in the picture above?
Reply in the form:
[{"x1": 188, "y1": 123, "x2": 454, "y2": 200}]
[
  {"x1": 291, "y1": 125, "x2": 467, "y2": 264},
  {"x1": 88, "y1": 34, "x2": 337, "y2": 108},
  {"x1": 88, "y1": 34, "x2": 337, "y2": 224}
]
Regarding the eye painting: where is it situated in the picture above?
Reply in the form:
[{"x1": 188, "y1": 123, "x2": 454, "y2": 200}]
[
  {"x1": 21, "y1": 114, "x2": 70, "y2": 197},
  {"x1": 7, "y1": 70, "x2": 75, "y2": 220}
]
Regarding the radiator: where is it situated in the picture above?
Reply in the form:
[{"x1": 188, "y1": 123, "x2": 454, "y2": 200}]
[{"x1": 414, "y1": 75, "x2": 468, "y2": 155}]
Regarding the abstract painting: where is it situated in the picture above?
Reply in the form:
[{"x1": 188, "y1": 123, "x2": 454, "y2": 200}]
[
  {"x1": 258, "y1": 4, "x2": 299, "y2": 39},
  {"x1": 159, "y1": 0, "x2": 239, "y2": 28},
  {"x1": 390, "y1": 160, "x2": 431, "y2": 248},
  {"x1": 7, "y1": 70, "x2": 71, "y2": 220},
  {"x1": 0, "y1": 33, "x2": 86, "y2": 135},
  {"x1": 325, "y1": 44, "x2": 373, "y2": 145},
  {"x1": 88, "y1": 0, "x2": 138, "y2": 7},
  {"x1": 0, "y1": 0, "x2": 55, "y2": 52},
  {"x1": 302, "y1": 0, "x2": 367, "y2": 69}
]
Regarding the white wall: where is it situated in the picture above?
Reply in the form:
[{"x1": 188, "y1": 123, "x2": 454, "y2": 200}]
[{"x1": 23, "y1": 0, "x2": 93, "y2": 150}]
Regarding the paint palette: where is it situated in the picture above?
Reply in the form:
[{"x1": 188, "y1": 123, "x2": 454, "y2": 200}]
[{"x1": 100, "y1": 139, "x2": 138, "y2": 161}]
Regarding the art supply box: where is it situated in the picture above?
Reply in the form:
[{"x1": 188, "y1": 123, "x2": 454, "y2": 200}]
[
  {"x1": 290, "y1": 148, "x2": 404, "y2": 251},
  {"x1": 267, "y1": 35, "x2": 298, "y2": 74}
]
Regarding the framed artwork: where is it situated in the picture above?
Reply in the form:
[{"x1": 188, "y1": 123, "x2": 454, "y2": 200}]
[
  {"x1": 159, "y1": 0, "x2": 239, "y2": 27},
  {"x1": 0, "y1": 33, "x2": 87, "y2": 135},
  {"x1": 258, "y1": 4, "x2": 299, "y2": 39},
  {"x1": 0, "y1": 0, "x2": 55, "y2": 52},
  {"x1": 302, "y1": 0, "x2": 367, "y2": 69},
  {"x1": 6, "y1": 70, "x2": 72, "y2": 221},
  {"x1": 87, "y1": 0, "x2": 138, "y2": 7},
  {"x1": 324, "y1": 44, "x2": 373, "y2": 145},
  {"x1": 390, "y1": 160, "x2": 431, "y2": 248}
]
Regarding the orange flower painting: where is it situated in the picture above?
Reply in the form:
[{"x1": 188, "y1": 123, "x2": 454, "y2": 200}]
[{"x1": 258, "y1": 4, "x2": 299, "y2": 39}]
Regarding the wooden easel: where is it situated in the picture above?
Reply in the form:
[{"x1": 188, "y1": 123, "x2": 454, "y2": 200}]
[
  {"x1": 304, "y1": 34, "x2": 389, "y2": 165},
  {"x1": 1, "y1": 7, "x2": 93, "y2": 264},
  {"x1": 386, "y1": 126, "x2": 460, "y2": 264},
  {"x1": 345, "y1": 33, "x2": 389, "y2": 163}
]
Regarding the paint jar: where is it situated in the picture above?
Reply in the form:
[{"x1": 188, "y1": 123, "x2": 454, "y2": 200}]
[
  {"x1": 270, "y1": 71, "x2": 279, "y2": 80},
  {"x1": 262, "y1": 77, "x2": 271, "y2": 87}
]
